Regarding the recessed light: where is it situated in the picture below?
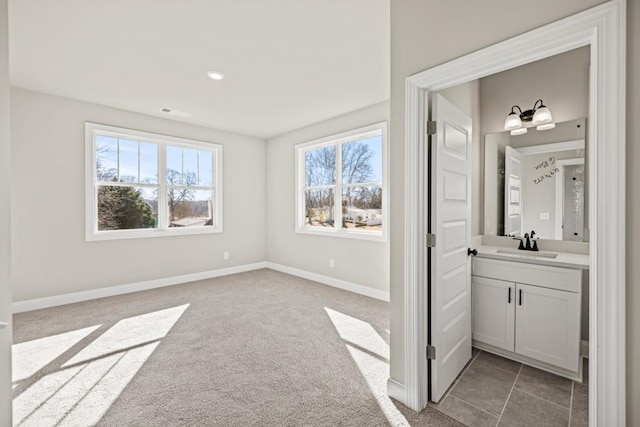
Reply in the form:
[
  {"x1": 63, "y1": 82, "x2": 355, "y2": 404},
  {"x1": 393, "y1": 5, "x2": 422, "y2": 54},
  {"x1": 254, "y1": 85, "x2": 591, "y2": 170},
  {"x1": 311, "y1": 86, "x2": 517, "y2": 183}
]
[{"x1": 206, "y1": 70, "x2": 225, "y2": 81}]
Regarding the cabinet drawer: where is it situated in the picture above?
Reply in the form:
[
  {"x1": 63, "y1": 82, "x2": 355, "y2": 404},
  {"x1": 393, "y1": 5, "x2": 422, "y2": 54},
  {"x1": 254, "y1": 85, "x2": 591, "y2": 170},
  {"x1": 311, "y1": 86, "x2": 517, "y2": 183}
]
[{"x1": 472, "y1": 257, "x2": 581, "y2": 293}]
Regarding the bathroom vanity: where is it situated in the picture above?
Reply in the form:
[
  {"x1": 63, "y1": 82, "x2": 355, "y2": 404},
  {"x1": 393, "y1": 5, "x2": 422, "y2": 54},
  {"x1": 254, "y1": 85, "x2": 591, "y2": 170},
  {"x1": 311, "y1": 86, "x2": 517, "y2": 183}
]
[{"x1": 471, "y1": 245, "x2": 588, "y2": 381}]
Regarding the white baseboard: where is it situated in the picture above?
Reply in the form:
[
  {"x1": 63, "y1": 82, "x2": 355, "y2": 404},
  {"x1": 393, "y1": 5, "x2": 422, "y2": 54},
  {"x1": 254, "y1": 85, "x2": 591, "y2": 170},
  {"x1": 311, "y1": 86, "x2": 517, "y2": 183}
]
[
  {"x1": 265, "y1": 262, "x2": 390, "y2": 302},
  {"x1": 581, "y1": 340, "x2": 589, "y2": 358},
  {"x1": 387, "y1": 378, "x2": 406, "y2": 403},
  {"x1": 12, "y1": 262, "x2": 268, "y2": 313}
]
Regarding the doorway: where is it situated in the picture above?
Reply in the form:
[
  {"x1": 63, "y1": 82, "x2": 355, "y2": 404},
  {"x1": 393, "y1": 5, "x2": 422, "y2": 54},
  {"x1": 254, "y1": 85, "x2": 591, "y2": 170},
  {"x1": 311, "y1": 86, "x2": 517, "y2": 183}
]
[{"x1": 401, "y1": 2, "x2": 626, "y2": 425}]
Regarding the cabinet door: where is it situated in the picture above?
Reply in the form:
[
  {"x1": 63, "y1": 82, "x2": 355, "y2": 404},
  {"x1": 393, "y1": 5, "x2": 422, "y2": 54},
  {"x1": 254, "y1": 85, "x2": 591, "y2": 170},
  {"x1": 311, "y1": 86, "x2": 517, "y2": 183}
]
[
  {"x1": 472, "y1": 276, "x2": 515, "y2": 351},
  {"x1": 515, "y1": 283, "x2": 580, "y2": 371}
]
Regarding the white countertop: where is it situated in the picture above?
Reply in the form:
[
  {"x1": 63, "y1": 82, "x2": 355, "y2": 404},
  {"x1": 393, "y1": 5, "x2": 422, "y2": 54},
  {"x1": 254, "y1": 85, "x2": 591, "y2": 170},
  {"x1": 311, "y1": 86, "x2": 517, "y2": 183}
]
[{"x1": 475, "y1": 244, "x2": 590, "y2": 269}]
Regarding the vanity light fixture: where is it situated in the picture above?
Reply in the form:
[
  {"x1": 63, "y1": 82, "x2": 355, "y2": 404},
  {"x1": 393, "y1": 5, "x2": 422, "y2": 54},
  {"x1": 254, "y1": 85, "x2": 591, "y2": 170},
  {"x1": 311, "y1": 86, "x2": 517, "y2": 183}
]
[{"x1": 504, "y1": 99, "x2": 554, "y2": 134}]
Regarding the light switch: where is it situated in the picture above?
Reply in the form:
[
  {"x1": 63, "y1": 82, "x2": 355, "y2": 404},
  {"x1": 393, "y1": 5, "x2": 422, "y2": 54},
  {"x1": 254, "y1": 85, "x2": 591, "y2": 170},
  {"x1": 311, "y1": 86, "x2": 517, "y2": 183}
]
[{"x1": 540, "y1": 212, "x2": 550, "y2": 220}]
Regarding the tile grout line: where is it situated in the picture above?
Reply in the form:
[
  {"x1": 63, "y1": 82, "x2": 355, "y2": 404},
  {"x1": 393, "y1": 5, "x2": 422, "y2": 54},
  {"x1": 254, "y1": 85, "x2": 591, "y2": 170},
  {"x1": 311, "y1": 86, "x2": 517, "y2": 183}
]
[
  {"x1": 448, "y1": 395, "x2": 502, "y2": 420},
  {"x1": 438, "y1": 348, "x2": 482, "y2": 404},
  {"x1": 515, "y1": 387, "x2": 572, "y2": 411},
  {"x1": 496, "y1": 364, "x2": 523, "y2": 426},
  {"x1": 568, "y1": 381, "x2": 575, "y2": 426}
]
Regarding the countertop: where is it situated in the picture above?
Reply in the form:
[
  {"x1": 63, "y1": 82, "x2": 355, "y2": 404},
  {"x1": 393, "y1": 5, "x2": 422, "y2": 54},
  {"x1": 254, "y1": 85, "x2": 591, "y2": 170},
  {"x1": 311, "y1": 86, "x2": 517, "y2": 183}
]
[{"x1": 475, "y1": 244, "x2": 590, "y2": 269}]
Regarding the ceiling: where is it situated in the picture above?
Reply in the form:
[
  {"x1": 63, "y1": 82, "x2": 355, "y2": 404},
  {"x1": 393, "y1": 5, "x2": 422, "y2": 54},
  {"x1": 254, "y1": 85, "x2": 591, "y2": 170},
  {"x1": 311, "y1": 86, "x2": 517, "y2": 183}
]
[{"x1": 8, "y1": 0, "x2": 390, "y2": 139}]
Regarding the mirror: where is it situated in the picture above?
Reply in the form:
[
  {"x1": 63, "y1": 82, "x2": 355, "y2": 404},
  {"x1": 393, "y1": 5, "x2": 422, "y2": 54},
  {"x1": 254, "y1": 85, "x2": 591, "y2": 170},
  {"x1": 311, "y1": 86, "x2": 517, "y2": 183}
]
[{"x1": 484, "y1": 118, "x2": 587, "y2": 241}]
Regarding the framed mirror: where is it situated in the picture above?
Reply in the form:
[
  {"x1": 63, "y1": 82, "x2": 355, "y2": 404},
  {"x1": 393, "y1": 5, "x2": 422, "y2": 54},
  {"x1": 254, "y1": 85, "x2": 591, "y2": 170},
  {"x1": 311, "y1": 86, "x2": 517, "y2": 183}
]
[{"x1": 484, "y1": 118, "x2": 587, "y2": 241}]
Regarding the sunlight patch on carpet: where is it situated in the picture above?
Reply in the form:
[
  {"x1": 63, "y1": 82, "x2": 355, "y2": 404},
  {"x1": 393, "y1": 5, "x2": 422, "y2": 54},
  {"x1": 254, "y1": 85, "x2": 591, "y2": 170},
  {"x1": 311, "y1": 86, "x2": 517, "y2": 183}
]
[
  {"x1": 13, "y1": 304, "x2": 189, "y2": 427},
  {"x1": 12, "y1": 325, "x2": 102, "y2": 384},
  {"x1": 325, "y1": 307, "x2": 409, "y2": 427}
]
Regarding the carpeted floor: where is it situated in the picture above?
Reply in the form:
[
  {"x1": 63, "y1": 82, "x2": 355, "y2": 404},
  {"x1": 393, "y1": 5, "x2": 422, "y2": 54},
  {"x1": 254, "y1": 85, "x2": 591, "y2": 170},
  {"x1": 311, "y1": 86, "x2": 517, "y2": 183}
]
[{"x1": 12, "y1": 269, "x2": 462, "y2": 426}]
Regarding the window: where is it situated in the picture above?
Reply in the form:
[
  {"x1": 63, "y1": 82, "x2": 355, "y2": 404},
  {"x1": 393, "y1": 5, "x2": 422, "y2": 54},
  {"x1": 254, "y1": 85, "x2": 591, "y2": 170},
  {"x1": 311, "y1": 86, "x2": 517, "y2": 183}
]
[
  {"x1": 85, "y1": 123, "x2": 222, "y2": 241},
  {"x1": 295, "y1": 122, "x2": 387, "y2": 241}
]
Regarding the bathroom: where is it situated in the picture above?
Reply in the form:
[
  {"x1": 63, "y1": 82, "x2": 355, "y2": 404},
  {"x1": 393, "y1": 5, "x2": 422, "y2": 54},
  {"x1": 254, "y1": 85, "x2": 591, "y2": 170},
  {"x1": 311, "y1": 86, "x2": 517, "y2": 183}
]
[{"x1": 428, "y1": 46, "x2": 591, "y2": 426}]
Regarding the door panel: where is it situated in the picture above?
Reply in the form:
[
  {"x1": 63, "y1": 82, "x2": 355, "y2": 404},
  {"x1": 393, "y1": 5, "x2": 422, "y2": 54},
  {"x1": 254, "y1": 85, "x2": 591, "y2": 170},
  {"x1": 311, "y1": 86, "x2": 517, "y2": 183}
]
[
  {"x1": 515, "y1": 283, "x2": 580, "y2": 371},
  {"x1": 471, "y1": 276, "x2": 515, "y2": 351},
  {"x1": 430, "y1": 94, "x2": 473, "y2": 403}
]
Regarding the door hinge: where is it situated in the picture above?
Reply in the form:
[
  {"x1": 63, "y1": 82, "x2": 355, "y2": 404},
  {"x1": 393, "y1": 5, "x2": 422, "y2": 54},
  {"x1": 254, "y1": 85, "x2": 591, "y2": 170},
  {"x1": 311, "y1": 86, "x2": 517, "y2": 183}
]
[
  {"x1": 426, "y1": 120, "x2": 437, "y2": 135},
  {"x1": 426, "y1": 233, "x2": 436, "y2": 247},
  {"x1": 426, "y1": 345, "x2": 436, "y2": 360}
]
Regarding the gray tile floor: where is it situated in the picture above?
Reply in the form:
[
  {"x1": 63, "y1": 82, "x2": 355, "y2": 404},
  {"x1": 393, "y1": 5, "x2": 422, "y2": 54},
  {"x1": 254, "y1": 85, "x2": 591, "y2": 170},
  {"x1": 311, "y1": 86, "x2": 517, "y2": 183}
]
[{"x1": 430, "y1": 348, "x2": 589, "y2": 427}]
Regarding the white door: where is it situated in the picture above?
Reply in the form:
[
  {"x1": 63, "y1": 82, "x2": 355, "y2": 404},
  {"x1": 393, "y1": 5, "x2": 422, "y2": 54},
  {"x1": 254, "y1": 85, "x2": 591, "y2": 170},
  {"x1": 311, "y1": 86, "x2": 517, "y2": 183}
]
[
  {"x1": 514, "y1": 283, "x2": 580, "y2": 372},
  {"x1": 504, "y1": 146, "x2": 523, "y2": 236},
  {"x1": 429, "y1": 94, "x2": 473, "y2": 403},
  {"x1": 471, "y1": 276, "x2": 515, "y2": 351}
]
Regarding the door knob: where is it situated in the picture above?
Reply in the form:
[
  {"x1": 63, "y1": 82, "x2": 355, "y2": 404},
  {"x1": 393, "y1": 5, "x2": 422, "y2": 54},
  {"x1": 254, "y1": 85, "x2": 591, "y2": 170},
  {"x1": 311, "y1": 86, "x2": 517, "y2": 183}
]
[
  {"x1": 467, "y1": 248, "x2": 478, "y2": 256},
  {"x1": 0, "y1": 320, "x2": 8, "y2": 328}
]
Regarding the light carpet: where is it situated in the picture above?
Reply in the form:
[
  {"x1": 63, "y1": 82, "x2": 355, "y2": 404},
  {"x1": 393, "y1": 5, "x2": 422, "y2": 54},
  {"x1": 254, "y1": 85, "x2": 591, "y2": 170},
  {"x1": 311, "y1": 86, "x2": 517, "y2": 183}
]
[{"x1": 12, "y1": 269, "x2": 461, "y2": 426}]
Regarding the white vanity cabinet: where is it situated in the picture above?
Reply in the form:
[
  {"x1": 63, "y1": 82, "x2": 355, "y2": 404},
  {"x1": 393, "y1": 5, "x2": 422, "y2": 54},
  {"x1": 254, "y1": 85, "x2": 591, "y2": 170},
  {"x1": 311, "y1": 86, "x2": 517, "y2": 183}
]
[{"x1": 471, "y1": 257, "x2": 582, "y2": 376}]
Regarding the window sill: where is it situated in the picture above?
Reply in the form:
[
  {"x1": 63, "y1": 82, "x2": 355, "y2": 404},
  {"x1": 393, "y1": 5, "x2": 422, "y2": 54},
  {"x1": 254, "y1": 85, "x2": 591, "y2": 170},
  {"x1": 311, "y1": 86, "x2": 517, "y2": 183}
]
[
  {"x1": 86, "y1": 226, "x2": 222, "y2": 242},
  {"x1": 295, "y1": 226, "x2": 387, "y2": 242}
]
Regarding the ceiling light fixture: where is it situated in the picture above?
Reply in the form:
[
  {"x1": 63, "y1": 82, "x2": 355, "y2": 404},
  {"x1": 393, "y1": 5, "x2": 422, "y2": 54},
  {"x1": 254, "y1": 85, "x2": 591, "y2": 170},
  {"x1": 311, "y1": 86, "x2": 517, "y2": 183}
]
[
  {"x1": 504, "y1": 99, "x2": 554, "y2": 134},
  {"x1": 206, "y1": 70, "x2": 225, "y2": 81}
]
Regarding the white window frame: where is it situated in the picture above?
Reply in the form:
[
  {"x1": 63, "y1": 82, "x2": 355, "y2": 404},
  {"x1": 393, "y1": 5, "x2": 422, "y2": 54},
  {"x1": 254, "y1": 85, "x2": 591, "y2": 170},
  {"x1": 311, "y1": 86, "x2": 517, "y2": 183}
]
[
  {"x1": 85, "y1": 122, "x2": 223, "y2": 241},
  {"x1": 295, "y1": 122, "x2": 388, "y2": 242}
]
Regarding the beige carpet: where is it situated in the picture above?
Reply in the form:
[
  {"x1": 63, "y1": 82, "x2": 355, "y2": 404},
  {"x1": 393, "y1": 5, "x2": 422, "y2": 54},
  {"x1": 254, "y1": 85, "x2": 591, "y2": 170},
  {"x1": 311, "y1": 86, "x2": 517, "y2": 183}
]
[{"x1": 12, "y1": 269, "x2": 461, "y2": 426}]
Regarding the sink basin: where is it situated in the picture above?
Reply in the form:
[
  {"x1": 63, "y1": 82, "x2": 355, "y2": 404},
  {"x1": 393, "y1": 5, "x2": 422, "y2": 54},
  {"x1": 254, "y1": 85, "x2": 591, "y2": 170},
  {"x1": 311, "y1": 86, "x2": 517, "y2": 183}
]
[{"x1": 494, "y1": 248, "x2": 558, "y2": 259}]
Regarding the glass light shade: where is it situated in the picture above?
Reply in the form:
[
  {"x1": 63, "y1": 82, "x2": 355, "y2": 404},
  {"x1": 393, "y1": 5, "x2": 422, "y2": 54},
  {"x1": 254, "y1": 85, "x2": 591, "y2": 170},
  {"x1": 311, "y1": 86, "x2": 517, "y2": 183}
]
[
  {"x1": 537, "y1": 123, "x2": 556, "y2": 131},
  {"x1": 510, "y1": 127, "x2": 527, "y2": 136},
  {"x1": 532, "y1": 106, "x2": 552, "y2": 125},
  {"x1": 504, "y1": 112, "x2": 522, "y2": 131}
]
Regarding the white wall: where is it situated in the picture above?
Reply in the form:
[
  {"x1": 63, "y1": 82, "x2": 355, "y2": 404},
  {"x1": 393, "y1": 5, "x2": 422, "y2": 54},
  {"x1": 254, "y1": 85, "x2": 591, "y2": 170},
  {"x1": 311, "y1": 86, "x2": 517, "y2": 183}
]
[
  {"x1": 0, "y1": 0, "x2": 11, "y2": 423},
  {"x1": 10, "y1": 88, "x2": 267, "y2": 302},
  {"x1": 266, "y1": 101, "x2": 390, "y2": 293},
  {"x1": 479, "y1": 46, "x2": 590, "y2": 135},
  {"x1": 388, "y1": 0, "x2": 612, "y2": 395},
  {"x1": 522, "y1": 149, "x2": 584, "y2": 239}
]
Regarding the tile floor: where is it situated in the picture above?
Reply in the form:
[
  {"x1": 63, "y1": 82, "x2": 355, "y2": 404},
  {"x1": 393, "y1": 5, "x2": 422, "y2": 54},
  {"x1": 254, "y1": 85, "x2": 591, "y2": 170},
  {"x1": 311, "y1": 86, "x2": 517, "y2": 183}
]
[{"x1": 431, "y1": 348, "x2": 589, "y2": 426}]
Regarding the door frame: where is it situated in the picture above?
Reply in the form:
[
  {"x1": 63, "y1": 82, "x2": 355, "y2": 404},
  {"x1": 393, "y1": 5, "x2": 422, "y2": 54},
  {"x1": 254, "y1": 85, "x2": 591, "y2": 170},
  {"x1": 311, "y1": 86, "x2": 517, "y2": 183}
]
[{"x1": 401, "y1": 1, "x2": 626, "y2": 425}]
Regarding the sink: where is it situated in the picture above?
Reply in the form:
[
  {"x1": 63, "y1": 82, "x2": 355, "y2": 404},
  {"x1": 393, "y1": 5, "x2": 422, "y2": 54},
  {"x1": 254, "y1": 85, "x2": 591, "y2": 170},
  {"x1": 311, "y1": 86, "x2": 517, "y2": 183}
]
[{"x1": 494, "y1": 248, "x2": 558, "y2": 259}]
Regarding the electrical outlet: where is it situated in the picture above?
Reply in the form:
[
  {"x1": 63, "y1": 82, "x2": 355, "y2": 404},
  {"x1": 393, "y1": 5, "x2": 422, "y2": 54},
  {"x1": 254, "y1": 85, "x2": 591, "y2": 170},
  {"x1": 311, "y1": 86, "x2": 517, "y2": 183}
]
[
  {"x1": 540, "y1": 212, "x2": 550, "y2": 220},
  {"x1": 329, "y1": 259, "x2": 335, "y2": 268},
  {"x1": 223, "y1": 252, "x2": 229, "y2": 260}
]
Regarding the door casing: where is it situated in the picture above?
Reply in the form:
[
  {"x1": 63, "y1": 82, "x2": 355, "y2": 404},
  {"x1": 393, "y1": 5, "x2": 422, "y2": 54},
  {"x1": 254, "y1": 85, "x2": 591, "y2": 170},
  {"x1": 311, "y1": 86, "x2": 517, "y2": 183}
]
[{"x1": 399, "y1": 1, "x2": 626, "y2": 425}]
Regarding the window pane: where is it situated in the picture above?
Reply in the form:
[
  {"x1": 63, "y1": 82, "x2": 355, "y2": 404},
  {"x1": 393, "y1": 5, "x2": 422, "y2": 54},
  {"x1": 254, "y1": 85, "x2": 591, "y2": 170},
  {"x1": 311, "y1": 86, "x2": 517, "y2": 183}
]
[
  {"x1": 341, "y1": 186, "x2": 382, "y2": 231},
  {"x1": 198, "y1": 150, "x2": 213, "y2": 187},
  {"x1": 305, "y1": 146, "x2": 335, "y2": 187},
  {"x1": 166, "y1": 146, "x2": 183, "y2": 185},
  {"x1": 97, "y1": 185, "x2": 158, "y2": 231},
  {"x1": 118, "y1": 139, "x2": 138, "y2": 183},
  {"x1": 139, "y1": 142, "x2": 158, "y2": 184},
  {"x1": 167, "y1": 189, "x2": 213, "y2": 227},
  {"x1": 304, "y1": 189, "x2": 335, "y2": 228},
  {"x1": 183, "y1": 148, "x2": 198, "y2": 186},
  {"x1": 342, "y1": 135, "x2": 382, "y2": 184},
  {"x1": 96, "y1": 135, "x2": 117, "y2": 181}
]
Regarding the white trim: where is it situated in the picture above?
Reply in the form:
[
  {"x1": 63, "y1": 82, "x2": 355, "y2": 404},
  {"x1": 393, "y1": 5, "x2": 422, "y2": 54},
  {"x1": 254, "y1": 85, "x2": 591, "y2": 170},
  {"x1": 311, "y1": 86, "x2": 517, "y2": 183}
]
[
  {"x1": 294, "y1": 121, "x2": 388, "y2": 243},
  {"x1": 12, "y1": 262, "x2": 268, "y2": 313},
  {"x1": 402, "y1": 2, "x2": 625, "y2": 425},
  {"x1": 516, "y1": 139, "x2": 585, "y2": 155},
  {"x1": 387, "y1": 378, "x2": 406, "y2": 403},
  {"x1": 555, "y1": 158, "x2": 586, "y2": 240},
  {"x1": 85, "y1": 122, "x2": 224, "y2": 241},
  {"x1": 265, "y1": 262, "x2": 390, "y2": 302}
]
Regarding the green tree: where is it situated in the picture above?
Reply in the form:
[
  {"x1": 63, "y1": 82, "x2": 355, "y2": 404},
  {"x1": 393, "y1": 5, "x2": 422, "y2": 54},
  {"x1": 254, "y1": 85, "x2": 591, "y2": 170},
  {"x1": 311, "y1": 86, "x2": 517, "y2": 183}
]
[{"x1": 98, "y1": 186, "x2": 155, "y2": 230}]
